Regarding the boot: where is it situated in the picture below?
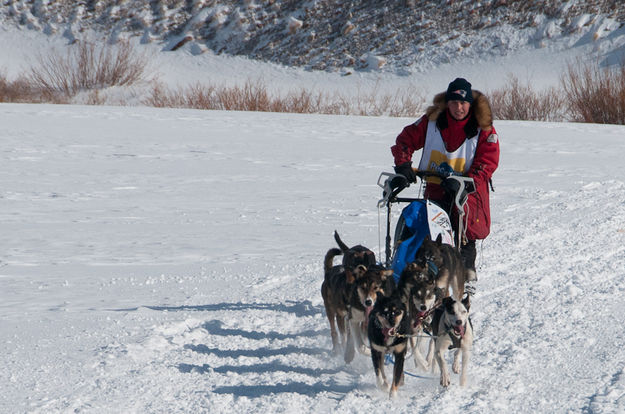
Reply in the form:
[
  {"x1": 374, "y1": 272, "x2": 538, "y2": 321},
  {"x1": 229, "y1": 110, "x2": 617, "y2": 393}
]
[{"x1": 464, "y1": 281, "x2": 477, "y2": 297}]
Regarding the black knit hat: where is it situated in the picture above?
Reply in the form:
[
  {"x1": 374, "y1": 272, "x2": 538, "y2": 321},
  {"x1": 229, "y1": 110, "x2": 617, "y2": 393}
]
[{"x1": 445, "y1": 78, "x2": 473, "y2": 104}]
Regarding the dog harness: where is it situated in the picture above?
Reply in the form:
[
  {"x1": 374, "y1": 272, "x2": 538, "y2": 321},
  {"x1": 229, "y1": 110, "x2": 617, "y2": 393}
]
[
  {"x1": 426, "y1": 261, "x2": 439, "y2": 279},
  {"x1": 411, "y1": 295, "x2": 444, "y2": 332},
  {"x1": 432, "y1": 307, "x2": 472, "y2": 349}
]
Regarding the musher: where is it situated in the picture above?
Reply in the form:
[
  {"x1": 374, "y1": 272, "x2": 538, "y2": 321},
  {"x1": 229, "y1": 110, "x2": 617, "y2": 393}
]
[{"x1": 391, "y1": 78, "x2": 500, "y2": 292}]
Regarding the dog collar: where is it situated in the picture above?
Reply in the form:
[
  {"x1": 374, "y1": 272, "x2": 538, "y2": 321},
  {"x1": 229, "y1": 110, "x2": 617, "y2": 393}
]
[
  {"x1": 375, "y1": 318, "x2": 399, "y2": 343},
  {"x1": 382, "y1": 326, "x2": 397, "y2": 341}
]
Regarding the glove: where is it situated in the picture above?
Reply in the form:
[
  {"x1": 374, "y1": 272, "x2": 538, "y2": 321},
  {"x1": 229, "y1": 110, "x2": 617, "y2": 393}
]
[
  {"x1": 394, "y1": 162, "x2": 417, "y2": 183},
  {"x1": 441, "y1": 176, "x2": 460, "y2": 194},
  {"x1": 442, "y1": 177, "x2": 469, "y2": 205},
  {"x1": 389, "y1": 174, "x2": 408, "y2": 190},
  {"x1": 436, "y1": 162, "x2": 460, "y2": 178}
]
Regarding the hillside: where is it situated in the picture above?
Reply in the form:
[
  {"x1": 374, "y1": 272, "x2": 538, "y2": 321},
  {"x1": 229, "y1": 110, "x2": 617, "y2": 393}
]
[{"x1": 3, "y1": 0, "x2": 625, "y2": 73}]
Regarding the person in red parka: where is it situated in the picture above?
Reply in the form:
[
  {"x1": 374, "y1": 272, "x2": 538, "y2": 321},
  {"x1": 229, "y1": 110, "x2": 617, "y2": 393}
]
[{"x1": 391, "y1": 78, "x2": 499, "y2": 286}]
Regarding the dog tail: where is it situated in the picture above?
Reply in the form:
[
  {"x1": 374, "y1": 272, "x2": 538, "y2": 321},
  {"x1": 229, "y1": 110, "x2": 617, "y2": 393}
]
[
  {"x1": 324, "y1": 248, "x2": 343, "y2": 278},
  {"x1": 333, "y1": 230, "x2": 350, "y2": 253}
]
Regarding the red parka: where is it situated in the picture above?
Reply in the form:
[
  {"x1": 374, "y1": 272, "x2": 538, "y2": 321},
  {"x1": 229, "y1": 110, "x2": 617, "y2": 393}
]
[{"x1": 391, "y1": 90, "x2": 499, "y2": 240}]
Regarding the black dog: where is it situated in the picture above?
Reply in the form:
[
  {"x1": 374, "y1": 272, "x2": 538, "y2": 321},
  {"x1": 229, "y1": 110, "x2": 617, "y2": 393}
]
[
  {"x1": 397, "y1": 262, "x2": 443, "y2": 370},
  {"x1": 367, "y1": 293, "x2": 409, "y2": 398}
]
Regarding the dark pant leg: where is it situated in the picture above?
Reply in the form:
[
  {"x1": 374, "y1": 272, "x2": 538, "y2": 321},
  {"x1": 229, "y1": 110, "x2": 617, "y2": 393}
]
[{"x1": 461, "y1": 240, "x2": 476, "y2": 272}]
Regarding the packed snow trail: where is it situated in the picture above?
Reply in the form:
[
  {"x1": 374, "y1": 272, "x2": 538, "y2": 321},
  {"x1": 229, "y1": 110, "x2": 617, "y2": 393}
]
[{"x1": 2, "y1": 106, "x2": 625, "y2": 413}]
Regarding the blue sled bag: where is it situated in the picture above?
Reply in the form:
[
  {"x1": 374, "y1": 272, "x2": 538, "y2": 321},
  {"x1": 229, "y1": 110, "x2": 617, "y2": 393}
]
[{"x1": 391, "y1": 200, "x2": 454, "y2": 282}]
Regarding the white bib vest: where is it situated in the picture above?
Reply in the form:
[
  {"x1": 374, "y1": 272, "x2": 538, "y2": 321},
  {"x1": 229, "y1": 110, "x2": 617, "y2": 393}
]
[{"x1": 417, "y1": 120, "x2": 479, "y2": 179}]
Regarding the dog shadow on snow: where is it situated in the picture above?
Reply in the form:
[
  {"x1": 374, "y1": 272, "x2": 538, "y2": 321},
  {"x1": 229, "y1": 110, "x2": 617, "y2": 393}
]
[
  {"x1": 138, "y1": 300, "x2": 359, "y2": 396},
  {"x1": 117, "y1": 299, "x2": 321, "y2": 317}
]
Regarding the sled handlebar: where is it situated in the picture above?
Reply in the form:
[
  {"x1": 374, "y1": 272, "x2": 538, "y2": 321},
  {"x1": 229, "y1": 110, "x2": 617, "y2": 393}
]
[{"x1": 377, "y1": 170, "x2": 476, "y2": 211}]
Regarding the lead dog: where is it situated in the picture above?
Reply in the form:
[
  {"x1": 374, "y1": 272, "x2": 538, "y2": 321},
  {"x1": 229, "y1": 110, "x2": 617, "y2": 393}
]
[
  {"x1": 397, "y1": 262, "x2": 442, "y2": 370},
  {"x1": 432, "y1": 295, "x2": 473, "y2": 387},
  {"x1": 367, "y1": 292, "x2": 409, "y2": 398}
]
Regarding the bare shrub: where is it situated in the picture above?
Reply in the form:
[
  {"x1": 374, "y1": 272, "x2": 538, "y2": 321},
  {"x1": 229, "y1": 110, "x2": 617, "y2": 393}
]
[
  {"x1": 0, "y1": 72, "x2": 49, "y2": 103},
  {"x1": 215, "y1": 81, "x2": 273, "y2": 111},
  {"x1": 489, "y1": 75, "x2": 565, "y2": 121},
  {"x1": 28, "y1": 40, "x2": 150, "y2": 99},
  {"x1": 276, "y1": 88, "x2": 325, "y2": 113},
  {"x1": 344, "y1": 83, "x2": 424, "y2": 117},
  {"x1": 322, "y1": 92, "x2": 351, "y2": 115},
  {"x1": 184, "y1": 83, "x2": 217, "y2": 109},
  {"x1": 562, "y1": 61, "x2": 625, "y2": 124},
  {"x1": 377, "y1": 87, "x2": 424, "y2": 117},
  {"x1": 143, "y1": 78, "x2": 425, "y2": 116}
]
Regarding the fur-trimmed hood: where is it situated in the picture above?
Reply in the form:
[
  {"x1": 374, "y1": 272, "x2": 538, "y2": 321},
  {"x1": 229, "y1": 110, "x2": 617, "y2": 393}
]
[{"x1": 425, "y1": 90, "x2": 493, "y2": 133}]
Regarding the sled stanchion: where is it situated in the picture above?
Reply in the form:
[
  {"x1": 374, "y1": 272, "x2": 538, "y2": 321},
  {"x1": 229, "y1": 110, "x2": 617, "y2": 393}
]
[
  {"x1": 376, "y1": 170, "x2": 475, "y2": 272},
  {"x1": 385, "y1": 202, "x2": 392, "y2": 267}
]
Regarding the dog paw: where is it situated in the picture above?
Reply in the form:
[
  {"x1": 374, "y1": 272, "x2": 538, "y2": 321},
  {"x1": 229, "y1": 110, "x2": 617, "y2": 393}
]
[
  {"x1": 452, "y1": 360, "x2": 460, "y2": 374},
  {"x1": 376, "y1": 377, "x2": 390, "y2": 392},
  {"x1": 389, "y1": 387, "x2": 398, "y2": 399},
  {"x1": 440, "y1": 373, "x2": 451, "y2": 388},
  {"x1": 359, "y1": 344, "x2": 371, "y2": 356}
]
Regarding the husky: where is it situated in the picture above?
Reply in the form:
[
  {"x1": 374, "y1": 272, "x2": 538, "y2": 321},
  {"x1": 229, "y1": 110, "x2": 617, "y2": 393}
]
[
  {"x1": 321, "y1": 248, "x2": 366, "y2": 354},
  {"x1": 396, "y1": 262, "x2": 442, "y2": 370},
  {"x1": 333, "y1": 231, "x2": 376, "y2": 281},
  {"x1": 415, "y1": 234, "x2": 467, "y2": 301},
  {"x1": 367, "y1": 293, "x2": 410, "y2": 398},
  {"x1": 322, "y1": 231, "x2": 389, "y2": 358},
  {"x1": 432, "y1": 295, "x2": 473, "y2": 387},
  {"x1": 344, "y1": 263, "x2": 393, "y2": 363}
]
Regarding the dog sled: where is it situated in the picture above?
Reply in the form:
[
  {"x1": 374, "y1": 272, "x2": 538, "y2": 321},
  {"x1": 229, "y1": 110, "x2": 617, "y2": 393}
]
[{"x1": 376, "y1": 169, "x2": 476, "y2": 282}]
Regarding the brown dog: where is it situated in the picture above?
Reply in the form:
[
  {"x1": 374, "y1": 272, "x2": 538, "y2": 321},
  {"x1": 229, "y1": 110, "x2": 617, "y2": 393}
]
[
  {"x1": 344, "y1": 263, "x2": 394, "y2": 363},
  {"x1": 415, "y1": 235, "x2": 467, "y2": 301},
  {"x1": 321, "y1": 231, "x2": 375, "y2": 354}
]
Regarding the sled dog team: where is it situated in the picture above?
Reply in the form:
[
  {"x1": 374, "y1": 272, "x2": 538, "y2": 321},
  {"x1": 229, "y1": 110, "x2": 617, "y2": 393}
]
[{"x1": 322, "y1": 231, "x2": 473, "y2": 398}]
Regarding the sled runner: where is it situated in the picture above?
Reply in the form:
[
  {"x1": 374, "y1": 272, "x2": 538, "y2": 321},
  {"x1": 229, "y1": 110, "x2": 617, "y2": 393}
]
[{"x1": 377, "y1": 169, "x2": 476, "y2": 282}]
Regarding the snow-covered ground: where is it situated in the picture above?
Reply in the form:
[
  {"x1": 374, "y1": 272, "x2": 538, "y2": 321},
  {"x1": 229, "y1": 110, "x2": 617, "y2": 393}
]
[
  {"x1": 3, "y1": 104, "x2": 625, "y2": 413},
  {"x1": 2, "y1": 23, "x2": 625, "y2": 414}
]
